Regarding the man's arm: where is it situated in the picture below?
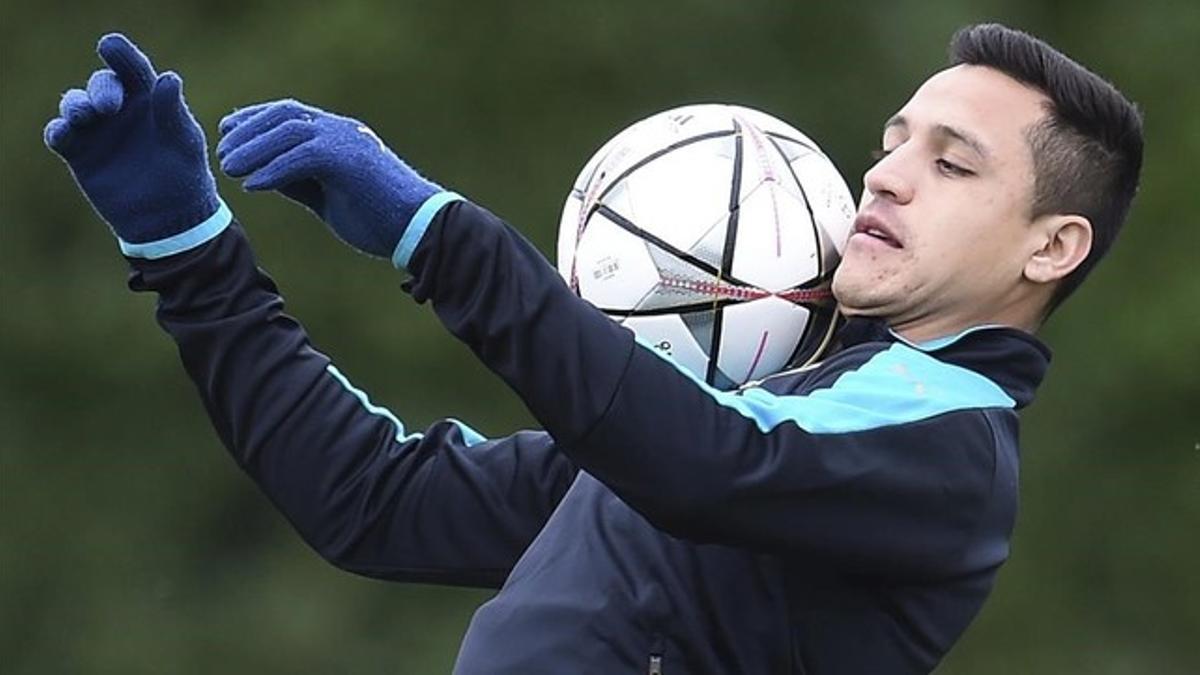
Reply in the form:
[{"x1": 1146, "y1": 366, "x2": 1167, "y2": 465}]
[
  {"x1": 405, "y1": 201, "x2": 1012, "y2": 579},
  {"x1": 45, "y1": 34, "x2": 577, "y2": 588},
  {"x1": 130, "y1": 220, "x2": 576, "y2": 587}
]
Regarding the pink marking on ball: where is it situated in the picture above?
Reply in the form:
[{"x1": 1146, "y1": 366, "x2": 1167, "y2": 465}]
[{"x1": 742, "y1": 331, "x2": 770, "y2": 382}]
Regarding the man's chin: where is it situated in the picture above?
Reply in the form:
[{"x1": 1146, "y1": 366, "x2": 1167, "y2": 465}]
[
  {"x1": 831, "y1": 276, "x2": 893, "y2": 318},
  {"x1": 835, "y1": 302, "x2": 890, "y2": 318}
]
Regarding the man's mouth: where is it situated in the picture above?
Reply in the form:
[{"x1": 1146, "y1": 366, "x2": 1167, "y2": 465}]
[{"x1": 851, "y1": 213, "x2": 903, "y2": 248}]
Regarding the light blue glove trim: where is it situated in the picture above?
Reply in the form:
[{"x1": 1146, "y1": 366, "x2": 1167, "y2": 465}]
[
  {"x1": 118, "y1": 198, "x2": 233, "y2": 259},
  {"x1": 391, "y1": 191, "x2": 465, "y2": 270}
]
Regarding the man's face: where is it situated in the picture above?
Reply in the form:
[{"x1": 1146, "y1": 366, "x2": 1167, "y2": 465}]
[{"x1": 831, "y1": 65, "x2": 1052, "y2": 340}]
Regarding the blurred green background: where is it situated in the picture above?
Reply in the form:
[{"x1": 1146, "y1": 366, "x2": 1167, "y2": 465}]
[{"x1": 2, "y1": 0, "x2": 1197, "y2": 672}]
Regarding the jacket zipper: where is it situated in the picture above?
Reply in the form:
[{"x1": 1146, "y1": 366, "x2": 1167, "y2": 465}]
[{"x1": 648, "y1": 633, "x2": 666, "y2": 674}]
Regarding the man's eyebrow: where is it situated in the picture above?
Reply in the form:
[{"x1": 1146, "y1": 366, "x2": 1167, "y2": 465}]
[
  {"x1": 933, "y1": 123, "x2": 991, "y2": 160},
  {"x1": 883, "y1": 114, "x2": 991, "y2": 160}
]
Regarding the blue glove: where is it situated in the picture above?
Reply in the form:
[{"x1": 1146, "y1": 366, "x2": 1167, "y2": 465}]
[
  {"x1": 216, "y1": 99, "x2": 460, "y2": 267},
  {"x1": 44, "y1": 33, "x2": 230, "y2": 259}
]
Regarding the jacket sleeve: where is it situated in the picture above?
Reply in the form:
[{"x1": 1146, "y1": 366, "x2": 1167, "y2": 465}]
[
  {"x1": 127, "y1": 221, "x2": 578, "y2": 589},
  {"x1": 404, "y1": 200, "x2": 1016, "y2": 578}
]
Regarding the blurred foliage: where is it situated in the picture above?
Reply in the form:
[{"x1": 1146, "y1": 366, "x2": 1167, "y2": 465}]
[{"x1": 1, "y1": 0, "x2": 1197, "y2": 673}]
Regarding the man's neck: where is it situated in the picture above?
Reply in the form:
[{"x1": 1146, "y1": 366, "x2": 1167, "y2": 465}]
[{"x1": 886, "y1": 309, "x2": 1038, "y2": 345}]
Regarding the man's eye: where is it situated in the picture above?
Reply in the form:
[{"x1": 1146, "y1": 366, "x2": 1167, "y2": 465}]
[
  {"x1": 936, "y1": 158, "x2": 973, "y2": 176},
  {"x1": 870, "y1": 148, "x2": 892, "y2": 162}
]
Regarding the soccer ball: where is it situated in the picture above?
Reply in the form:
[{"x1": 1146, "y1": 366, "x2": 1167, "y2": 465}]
[{"x1": 556, "y1": 104, "x2": 856, "y2": 389}]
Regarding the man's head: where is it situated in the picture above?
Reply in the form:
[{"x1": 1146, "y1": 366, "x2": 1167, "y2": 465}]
[{"x1": 831, "y1": 23, "x2": 1143, "y2": 341}]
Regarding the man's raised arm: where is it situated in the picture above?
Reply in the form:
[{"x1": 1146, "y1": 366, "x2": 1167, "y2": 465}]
[{"x1": 45, "y1": 33, "x2": 577, "y2": 588}]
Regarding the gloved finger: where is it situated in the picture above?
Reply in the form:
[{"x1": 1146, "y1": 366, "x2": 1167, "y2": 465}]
[
  {"x1": 43, "y1": 117, "x2": 75, "y2": 155},
  {"x1": 216, "y1": 99, "x2": 317, "y2": 160},
  {"x1": 150, "y1": 71, "x2": 193, "y2": 136},
  {"x1": 242, "y1": 141, "x2": 329, "y2": 192},
  {"x1": 97, "y1": 33, "x2": 156, "y2": 96},
  {"x1": 59, "y1": 88, "x2": 97, "y2": 126},
  {"x1": 86, "y1": 69, "x2": 124, "y2": 115},
  {"x1": 217, "y1": 102, "x2": 274, "y2": 136},
  {"x1": 220, "y1": 119, "x2": 317, "y2": 178}
]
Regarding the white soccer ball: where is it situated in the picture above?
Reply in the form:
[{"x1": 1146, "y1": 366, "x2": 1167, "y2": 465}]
[{"x1": 557, "y1": 104, "x2": 856, "y2": 388}]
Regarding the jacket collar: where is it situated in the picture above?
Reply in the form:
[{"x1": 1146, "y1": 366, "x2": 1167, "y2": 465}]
[{"x1": 836, "y1": 318, "x2": 1052, "y2": 409}]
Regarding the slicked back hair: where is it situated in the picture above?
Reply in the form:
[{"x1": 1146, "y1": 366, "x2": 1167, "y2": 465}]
[{"x1": 949, "y1": 23, "x2": 1143, "y2": 315}]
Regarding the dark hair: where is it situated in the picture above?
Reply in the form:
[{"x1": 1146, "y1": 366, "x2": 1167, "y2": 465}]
[{"x1": 949, "y1": 23, "x2": 1144, "y2": 315}]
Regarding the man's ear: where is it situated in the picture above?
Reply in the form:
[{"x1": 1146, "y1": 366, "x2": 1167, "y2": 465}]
[{"x1": 1025, "y1": 213, "x2": 1093, "y2": 284}]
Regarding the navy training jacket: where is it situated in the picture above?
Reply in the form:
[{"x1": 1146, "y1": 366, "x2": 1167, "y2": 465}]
[{"x1": 127, "y1": 199, "x2": 1050, "y2": 673}]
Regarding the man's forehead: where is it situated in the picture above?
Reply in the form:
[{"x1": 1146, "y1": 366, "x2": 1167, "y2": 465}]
[{"x1": 891, "y1": 64, "x2": 1049, "y2": 139}]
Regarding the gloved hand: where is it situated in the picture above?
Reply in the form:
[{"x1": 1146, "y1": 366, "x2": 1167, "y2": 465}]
[
  {"x1": 216, "y1": 99, "x2": 460, "y2": 267},
  {"x1": 44, "y1": 33, "x2": 230, "y2": 259}
]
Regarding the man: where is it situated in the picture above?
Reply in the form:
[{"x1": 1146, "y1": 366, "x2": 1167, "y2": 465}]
[{"x1": 45, "y1": 23, "x2": 1141, "y2": 674}]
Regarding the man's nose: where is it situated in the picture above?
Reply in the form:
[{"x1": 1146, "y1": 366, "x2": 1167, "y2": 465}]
[{"x1": 863, "y1": 152, "x2": 914, "y2": 205}]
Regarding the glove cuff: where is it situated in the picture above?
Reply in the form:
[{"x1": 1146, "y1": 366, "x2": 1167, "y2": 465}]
[
  {"x1": 391, "y1": 191, "x2": 464, "y2": 270},
  {"x1": 119, "y1": 198, "x2": 233, "y2": 259}
]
